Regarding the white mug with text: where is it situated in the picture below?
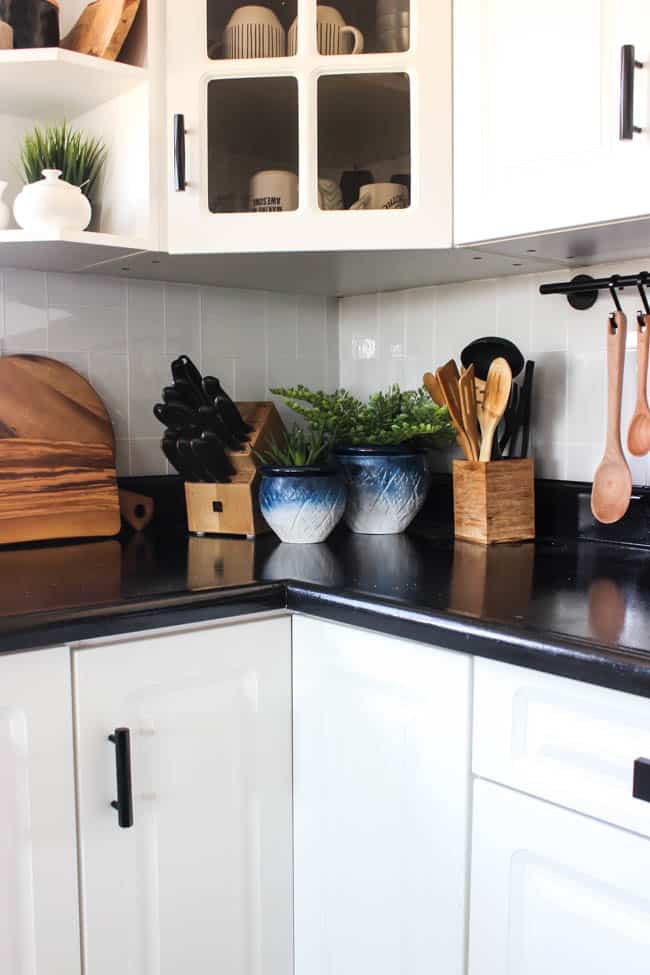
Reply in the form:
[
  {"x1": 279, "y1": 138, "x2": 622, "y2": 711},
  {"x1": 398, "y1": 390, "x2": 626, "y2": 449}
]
[
  {"x1": 350, "y1": 182, "x2": 409, "y2": 210},
  {"x1": 249, "y1": 170, "x2": 298, "y2": 212}
]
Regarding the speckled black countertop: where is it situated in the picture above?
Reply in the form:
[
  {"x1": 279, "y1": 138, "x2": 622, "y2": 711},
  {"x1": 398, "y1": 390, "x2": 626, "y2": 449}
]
[{"x1": 3, "y1": 485, "x2": 650, "y2": 699}]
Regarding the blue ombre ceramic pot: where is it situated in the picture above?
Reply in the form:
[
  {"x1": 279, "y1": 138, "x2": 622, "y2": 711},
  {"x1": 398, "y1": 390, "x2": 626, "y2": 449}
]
[
  {"x1": 333, "y1": 445, "x2": 431, "y2": 535},
  {"x1": 259, "y1": 466, "x2": 347, "y2": 544}
]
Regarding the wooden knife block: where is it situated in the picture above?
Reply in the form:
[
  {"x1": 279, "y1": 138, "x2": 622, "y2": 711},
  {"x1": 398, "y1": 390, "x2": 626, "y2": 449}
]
[
  {"x1": 184, "y1": 401, "x2": 285, "y2": 538},
  {"x1": 453, "y1": 459, "x2": 535, "y2": 545}
]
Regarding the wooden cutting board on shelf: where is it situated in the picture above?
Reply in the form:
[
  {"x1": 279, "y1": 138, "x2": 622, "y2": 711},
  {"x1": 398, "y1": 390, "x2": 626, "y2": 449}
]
[
  {"x1": 61, "y1": 0, "x2": 141, "y2": 61},
  {"x1": 0, "y1": 355, "x2": 121, "y2": 545}
]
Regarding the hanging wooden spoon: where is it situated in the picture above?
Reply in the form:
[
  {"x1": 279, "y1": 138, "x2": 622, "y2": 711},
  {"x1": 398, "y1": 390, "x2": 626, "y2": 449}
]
[
  {"x1": 478, "y1": 358, "x2": 512, "y2": 462},
  {"x1": 592, "y1": 311, "x2": 632, "y2": 524},
  {"x1": 627, "y1": 313, "x2": 650, "y2": 456}
]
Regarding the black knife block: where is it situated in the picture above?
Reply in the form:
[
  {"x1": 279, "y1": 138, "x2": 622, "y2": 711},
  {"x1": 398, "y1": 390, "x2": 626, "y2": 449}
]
[{"x1": 184, "y1": 402, "x2": 285, "y2": 538}]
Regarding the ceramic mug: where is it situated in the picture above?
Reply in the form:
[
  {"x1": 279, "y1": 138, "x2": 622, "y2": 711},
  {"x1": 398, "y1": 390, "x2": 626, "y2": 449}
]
[
  {"x1": 223, "y1": 5, "x2": 286, "y2": 59},
  {"x1": 318, "y1": 178, "x2": 344, "y2": 210},
  {"x1": 288, "y1": 5, "x2": 364, "y2": 56},
  {"x1": 350, "y1": 182, "x2": 409, "y2": 210},
  {"x1": 249, "y1": 170, "x2": 298, "y2": 212}
]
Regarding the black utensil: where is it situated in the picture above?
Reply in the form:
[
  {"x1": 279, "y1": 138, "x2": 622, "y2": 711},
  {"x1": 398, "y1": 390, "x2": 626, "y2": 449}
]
[
  {"x1": 498, "y1": 382, "x2": 520, "y2": 457},
  {"x1": 161, "y1": 432, "x2": 184, "y2": 475},
  {"x1": 203, "y1": 376, "x2": 252, "y2": 435},
  {"x1": 198, "y1": 405, "x2": 243, "y2": 450},
  {"x1": 162, "y1": 385, "x2": 184, "y2": 405},
  {"x1": 461, "y1": 337, "x2": 525, "y2": 381},
  {"x1": 177, "y1": 437, "x2": 206, "y2": 482},
  {"x1": 153, "y1": 401, "x2": 199, "y2": 431},
  {"x1": 192, "y1": 434, "x2": 234, "y2": 483},
  {"x1": 172, "y1": 377, "x2": 206, "y2": 411},
  {"x1": 172, "y1": 355, "x2": 208, "y2": 404},
  {"x1": 517, "y1": 361, "x2": 535, "y2": 459}
]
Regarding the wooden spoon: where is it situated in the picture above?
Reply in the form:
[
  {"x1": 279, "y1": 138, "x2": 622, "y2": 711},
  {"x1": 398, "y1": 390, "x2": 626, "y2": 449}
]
[
  {"x1": 627, "y1": 313, "x2": 650, "y2": 457},
  {"x1": 435, "y1": 361, "x2": 474, "y2": 461},
  {"x1": 423, "y1": 371, "x2": 444, "y2": 407},
  {"x1": 478, "y1": 357, "x2": 512, "y2": 462},
  {"x1": 592, "y1": 311, "x2": 632, "y2": 524},
  {"x1": 459, "y1": 364, "x2": 480, "y2": 461}
]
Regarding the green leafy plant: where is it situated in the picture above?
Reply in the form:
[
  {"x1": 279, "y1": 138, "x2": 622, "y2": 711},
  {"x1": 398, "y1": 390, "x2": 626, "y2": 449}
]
[
  {"x1": 269, "y1": 384, "x2": 456, "y2": 448},
  {"x1": 256, "y1": 424, "x2": 331, "y2": 467},
  {"x1": 18, "y1": 122, "x2": 106, "y2": 200}
]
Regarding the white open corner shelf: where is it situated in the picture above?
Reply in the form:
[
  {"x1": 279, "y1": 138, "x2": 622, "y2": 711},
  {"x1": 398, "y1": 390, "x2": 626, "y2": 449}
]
[{"x1": 0, "y1": 48, "x2": 147, "y2": 118}]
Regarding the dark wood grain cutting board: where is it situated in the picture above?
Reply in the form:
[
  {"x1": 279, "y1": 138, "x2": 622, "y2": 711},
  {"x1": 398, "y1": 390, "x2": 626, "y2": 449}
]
[{"x1": 0, "y1": 355, "x2": 121, "y2": 545}]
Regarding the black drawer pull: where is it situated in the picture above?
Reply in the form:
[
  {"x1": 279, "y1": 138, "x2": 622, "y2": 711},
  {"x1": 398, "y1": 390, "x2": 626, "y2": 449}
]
[
  {"x1": 174, "y1": 113, "x2": 186, "y2": 191},
  {"x1": 109, "y1": 728, "x2": 134, "y2": 828},
  {"x1": 633, "y1": 757, "x2": 650, "y2": 803}
]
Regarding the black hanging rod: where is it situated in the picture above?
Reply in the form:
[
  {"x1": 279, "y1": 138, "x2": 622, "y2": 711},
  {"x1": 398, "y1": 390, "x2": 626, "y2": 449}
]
[{"x1": 539, "y1": 271, "x2": 650, "y2": 311}]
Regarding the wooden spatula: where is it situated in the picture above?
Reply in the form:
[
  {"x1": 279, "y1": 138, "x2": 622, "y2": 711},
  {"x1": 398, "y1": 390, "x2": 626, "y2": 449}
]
[
  {"x1": 459, "y1": 364, "x2": 480, "y2": 461},
  {"x1": 478, "y1": 358, "x2": 512, "y2": 462},
  {"x1": 423, "y1": 371, "x2": 444, "y2": 407},
  {"x1": 592, "y1": 311, "x2": 632, "y2": 524},
  {"x1": 435, "y1": 360, "x2": 474, "y2": 462},
  {"x1": 627, "y1": 313, "x2": 650, "y2": 457}
]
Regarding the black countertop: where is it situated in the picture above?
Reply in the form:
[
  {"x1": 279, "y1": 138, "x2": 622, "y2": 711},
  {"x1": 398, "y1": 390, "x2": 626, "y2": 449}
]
[{"x1": 3, "y1": 513, "x2": 650, "y2": 699}]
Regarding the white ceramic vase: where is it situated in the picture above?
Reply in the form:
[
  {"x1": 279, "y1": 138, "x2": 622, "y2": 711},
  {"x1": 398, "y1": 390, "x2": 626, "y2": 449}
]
[
  {"x1": 0, "y1": 180, "x2": 10, "y2": 230},
  {"x1": 13, "y1": 169, "x2": 92, "y2": 234}
]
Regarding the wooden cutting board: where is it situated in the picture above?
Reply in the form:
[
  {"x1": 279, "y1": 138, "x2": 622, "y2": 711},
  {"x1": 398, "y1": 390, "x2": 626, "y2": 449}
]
[
  {"x1": 61, "y1": 0, "x2": 141, "y2": 61},
  {"x1": 0, "y1": 355, "x2": 120, "y2": 545}
]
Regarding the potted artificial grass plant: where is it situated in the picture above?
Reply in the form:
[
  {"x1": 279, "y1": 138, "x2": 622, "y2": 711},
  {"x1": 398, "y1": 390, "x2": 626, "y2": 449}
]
[
  {"x1": 257, "y1": 424, "x2": 347, "y2": 544},
  {"x1": 13, "y1": 122, "x2": 106, "y2": 233},
  {"x1": 270, "y1": 385, "x2": 455, "y2": 535}
]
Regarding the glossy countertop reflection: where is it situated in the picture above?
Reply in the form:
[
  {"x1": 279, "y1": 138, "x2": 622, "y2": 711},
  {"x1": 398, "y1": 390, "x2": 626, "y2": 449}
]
[{"x1": 3, "y1": 521, "x2": 650, "y2": 696}]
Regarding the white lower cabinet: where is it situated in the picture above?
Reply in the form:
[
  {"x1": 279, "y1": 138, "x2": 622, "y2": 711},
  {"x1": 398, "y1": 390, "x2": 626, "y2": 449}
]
[
  {"x1": 292, "y1": 616, "x2": 472, "y2": 975},
  {"x1": 0, "y1": 646, "x2": 80, "y2": 975},
  {"x1": 74, "y1": 617, "x2": 293, "y2": 975},
  {"x1": 469, "y1": 778, "x2": 650, "y2": 975}
]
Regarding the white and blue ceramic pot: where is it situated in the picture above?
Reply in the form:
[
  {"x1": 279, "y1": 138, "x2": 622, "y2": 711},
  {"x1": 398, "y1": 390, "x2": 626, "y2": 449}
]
[
  {"x1": 333, "y1": 445, "x2": 431, "y2": 535},
  {"x1": 259, "y1": 466, "x2": 347, "y2": 544}
]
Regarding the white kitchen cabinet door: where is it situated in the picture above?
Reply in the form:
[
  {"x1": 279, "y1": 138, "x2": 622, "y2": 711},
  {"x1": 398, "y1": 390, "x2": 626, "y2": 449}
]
[
  {"x1": 454, "y1": 0, "x2": 650, "y2": 244},
  {"x1": 165, "y1": 0, "x2": 452, "y2": 254},
  {"x1": 74, "y1": 617, "x2": 293, "y2": 975},
  {"x1": 0, "y1": 646, "x2": 81, "y2": 975},
  {"x1": 469, "y1": 778, "x2": 650, "y2": 975},
  {"x1": 292, "y1": 615, "x2": 472, "y2": 975}
]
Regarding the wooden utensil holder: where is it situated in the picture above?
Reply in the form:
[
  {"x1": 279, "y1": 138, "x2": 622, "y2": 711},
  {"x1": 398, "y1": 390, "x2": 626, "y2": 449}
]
[
  {"x1": 184, "y1": 401, "x2": 285, "y2": 538},
  {"x1": 453, "y1": 459, "x2": 535, "y2": 545}
]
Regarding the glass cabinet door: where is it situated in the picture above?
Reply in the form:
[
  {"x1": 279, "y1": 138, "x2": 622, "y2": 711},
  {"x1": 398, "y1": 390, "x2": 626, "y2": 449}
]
[{"x1": 166, "y1": 0, "x2": 452, "y2": 254}]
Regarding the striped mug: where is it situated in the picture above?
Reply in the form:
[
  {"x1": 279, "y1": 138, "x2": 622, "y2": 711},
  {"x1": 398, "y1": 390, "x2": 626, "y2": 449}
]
[
  {"x1": 223, "y1": 5, "x2": 286, "y2": 60},
  {"x1": 288, "y1": 5, "x2": 364, "y2": 56}
]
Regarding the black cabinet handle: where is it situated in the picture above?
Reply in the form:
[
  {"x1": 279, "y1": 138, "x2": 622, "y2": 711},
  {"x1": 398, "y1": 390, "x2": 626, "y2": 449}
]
[
  {"x1": 620, "y1": 45, "x2": 644, "y2": 140},
  {"x1": 174, "y1": 113, "x2": 186, "y2": 191},
  {"x1": 633, "y1": 757, "x2": 650, "y2": 803},
  {"x1": 108, "y1": 728, "x2": 134, "y2": 828}
]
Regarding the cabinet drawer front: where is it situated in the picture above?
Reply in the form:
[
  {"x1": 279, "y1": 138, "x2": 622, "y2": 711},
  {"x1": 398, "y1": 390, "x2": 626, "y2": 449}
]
[
  {"x1": 469, "y1": 779, "x2": 650, "y2": 975},
  {"x1": 473, "y1": 659, "x2": 650, "y2": 836}
]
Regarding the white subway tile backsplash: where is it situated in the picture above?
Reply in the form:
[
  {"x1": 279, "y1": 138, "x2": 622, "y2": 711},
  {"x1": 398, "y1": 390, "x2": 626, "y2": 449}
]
[
  {"x1": 0, "y1": 269, "x2": 336, "y2": 477},
  {"x1": 339, "y1": 257, "x2": 650, "y2": 486},
  {"x1": 4, "y1": 268, "x2": 48, "y2": 351}
]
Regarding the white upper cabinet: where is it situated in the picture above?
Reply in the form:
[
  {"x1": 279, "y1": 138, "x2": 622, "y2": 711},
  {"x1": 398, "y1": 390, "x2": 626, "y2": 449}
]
[
  {"x1": 469, "y1": 779, "x2": 650, "y2": 975},
  {"x1": 0, "y1": 647, "x2": 80, "y2": 975},
  {"x1": 292, "y1": 616, "x2": 472, "y2": 975},
  {"x1": 74, "y1": 617, "x2": 293, "y2": 975},
  {"x1": 165, "y1": 0, "x2": 452, "y2": 253},
  {"x1": 454, "y1": 0, "x2": 650, "y2": 244}
]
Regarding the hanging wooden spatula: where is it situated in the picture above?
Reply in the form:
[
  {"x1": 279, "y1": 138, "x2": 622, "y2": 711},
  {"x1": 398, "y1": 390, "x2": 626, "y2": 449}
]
[
  {"x1": 592, "y1": 311, "x2": 632, "y2": 524},
  {"x1": 459, "y1": 364, "x2": 480, "y2": 461},
  {"x1": 435, "y1": 360, "x2": 474, "y2": 462},
  {"x1": 478, "y1": 358, "x2": 512, "y2": 462},
  {"x1": 627, "y1": 313, "x2": 650, "y2": 457}
]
